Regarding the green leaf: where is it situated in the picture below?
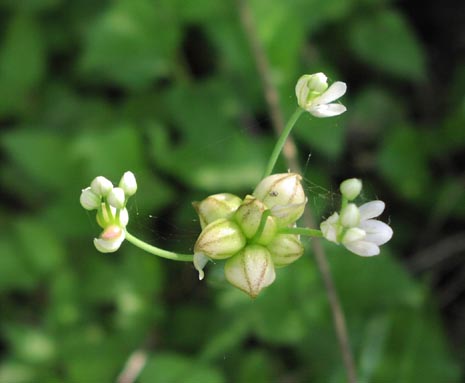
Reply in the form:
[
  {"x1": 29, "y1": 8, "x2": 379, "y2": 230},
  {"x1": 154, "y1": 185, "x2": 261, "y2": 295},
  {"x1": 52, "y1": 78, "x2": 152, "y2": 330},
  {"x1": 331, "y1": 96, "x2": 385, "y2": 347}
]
[
  {"x1": 0, "y1": 360, "x2": 36, "y2": 383},
  {"x1": 139, "y1": 353, "x2": 225, "y2": 383},
  {"x1": 349, "y1": 10, "x2": 426, "y2": 80},
  {"x1": 236, "y1": 350, "x2": 274, "y2": 383},
  {"x1": 0, "y1": 235, "x2": 36, "y2": 292},
  {"x1": 80, "y1": 0, "x2": 180, "y2": 88},
  {"x1": 1, "y1": 130, "x2": 72, "y2": 191},
  {"x1": 6, "y1": 326, "x2": 56, "y2": 365},
  {"x1": 378, "y1": 124, "x2": 431, "y2": 200},
  {"x1": 13, "y1": 218, "x2": 65, "y2": 278},
  {"x1": 0, "y1": 14, "x2": 45, "y2": 115}
]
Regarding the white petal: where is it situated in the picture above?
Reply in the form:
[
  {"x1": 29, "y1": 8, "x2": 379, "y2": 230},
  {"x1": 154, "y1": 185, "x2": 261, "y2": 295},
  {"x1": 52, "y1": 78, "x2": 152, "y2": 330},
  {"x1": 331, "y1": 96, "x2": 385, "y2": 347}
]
[
  {"x1": 344, "y1": 240, "x2": 380, "y2": 257},
  {"x1": 359, "y1": 200, "x2": 385, "y2": 221},
  {"x1": 309, "y1": 103, "x2": 346, "y2": 118},
  {"x1": 312, "y1": 81, "x2": 347, "y2": 104},
  {"x1": 342, "y1": 227, "x2": 366, "y2": 244},
  {"x1": 193, "y1": 253, "x2": 210, "y2": 281},
  {"x1": 359, "y1": 219, "x2": 393, "y2": 245},
  {"x1": 119, "y1": 208, "x2": 129, "y2": 227},
  {"x1": 93, "y1": 236, "x2": 124, "y2": 253},
  {"x1": 320, "y1": 212, "x2": 340, "y2": 243},
  {"x1": 295, "y1": 75, "x2": 310, "y2": 108}
]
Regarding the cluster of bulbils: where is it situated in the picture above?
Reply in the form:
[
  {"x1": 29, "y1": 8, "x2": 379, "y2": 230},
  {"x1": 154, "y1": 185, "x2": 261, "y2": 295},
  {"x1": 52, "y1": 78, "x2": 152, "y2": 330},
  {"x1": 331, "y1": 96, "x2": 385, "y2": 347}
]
[
  {"x1": 192, "y1": 173, "x2": 307, "y2": 298},
  {"x1": 79, "y1": 72, "x2": 394, "y2": 298},
  {"x1": 79, "y1": 171, "x2": 137, "y2": 253}
]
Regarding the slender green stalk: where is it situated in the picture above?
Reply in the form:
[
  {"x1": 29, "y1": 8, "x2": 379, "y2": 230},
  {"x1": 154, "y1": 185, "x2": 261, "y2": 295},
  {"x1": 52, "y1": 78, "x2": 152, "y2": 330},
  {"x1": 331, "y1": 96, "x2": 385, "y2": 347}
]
[
  {"x1": 263, "y1": 107, "x2": 304, "y2": 177},
  {"x1": 279, "y1": 227, "x2": 323, "y2": 237},
  {"x1": 125, "y1": 231, "x2": 193, "y2": 262},
  {"x1": 251, "y1": 209, "x2": 271, "y2": 243}
]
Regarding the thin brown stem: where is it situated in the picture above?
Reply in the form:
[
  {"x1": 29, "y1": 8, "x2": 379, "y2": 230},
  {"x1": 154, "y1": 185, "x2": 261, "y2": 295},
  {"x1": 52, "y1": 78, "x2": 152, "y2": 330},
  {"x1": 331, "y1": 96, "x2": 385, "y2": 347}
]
[
  {"x1": 236, "y1": 1, "x2": 357, "y2": 382},
  {"x1": 116, "y1": 350, "x2": 147, "y2": 383}
]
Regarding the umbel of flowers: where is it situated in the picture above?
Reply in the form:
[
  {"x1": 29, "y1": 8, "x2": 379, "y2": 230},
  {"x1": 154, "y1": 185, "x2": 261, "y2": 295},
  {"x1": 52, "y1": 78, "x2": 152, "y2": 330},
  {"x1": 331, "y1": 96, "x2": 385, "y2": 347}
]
[
  {"x1": 79, "y1": 72, "x2": 394, "y2": 299},
  {"x1": 80, "y1": 171, "x2": 137, "y2": 253},
  {"x1": 193, "y1": 173, "x2": 306, "y2": 298}
]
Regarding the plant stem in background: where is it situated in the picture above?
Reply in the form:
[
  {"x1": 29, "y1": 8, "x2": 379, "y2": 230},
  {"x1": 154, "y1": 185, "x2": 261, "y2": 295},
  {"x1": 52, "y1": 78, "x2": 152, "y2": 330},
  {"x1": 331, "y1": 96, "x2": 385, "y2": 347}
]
[{"x1": 236, "y1": 1, "x2": 357, "y2": 382}]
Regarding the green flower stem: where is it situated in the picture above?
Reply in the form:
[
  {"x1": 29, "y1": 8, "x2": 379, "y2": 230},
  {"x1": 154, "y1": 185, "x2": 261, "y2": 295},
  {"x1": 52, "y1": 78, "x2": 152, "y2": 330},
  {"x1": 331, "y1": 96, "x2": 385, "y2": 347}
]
[
  {"x1": 251, "y1": 209, "x2": 271, "y2": 243},
  {"x1": 263, "y1": 107, "x2": 304, "y2": 178},
  {"x1": 279, "y1": 227, "x2": 323, "y2": 238},
  {"x1": 341, "y1": 196, "x2": 348, "y2": 210},
  {"x1": 125, "y1": 231, "x2": 194, "y2": 262}
]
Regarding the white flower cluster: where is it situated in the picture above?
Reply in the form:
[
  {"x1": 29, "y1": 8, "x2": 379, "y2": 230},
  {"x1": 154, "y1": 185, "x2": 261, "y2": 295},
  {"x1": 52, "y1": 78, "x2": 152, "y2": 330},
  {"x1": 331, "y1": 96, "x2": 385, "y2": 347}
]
[
  {"x1": 80, "y1": 171, "x2": 137, "y2": 253},
  {"x1": 320, "y1": 178, "x2": 393, "y2": 256}
]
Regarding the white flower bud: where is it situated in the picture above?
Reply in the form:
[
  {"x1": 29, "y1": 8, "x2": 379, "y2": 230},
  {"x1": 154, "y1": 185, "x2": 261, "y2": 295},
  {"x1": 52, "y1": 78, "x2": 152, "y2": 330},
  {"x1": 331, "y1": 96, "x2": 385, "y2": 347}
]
[
  {"x1": 340, "y1": 178, "x2": 362, "y2": 201},
  {"x1": 234, "y1": 195, "x2": 277, "y2": 245},
  {"x1": 267, "y1": 234, "x2": 304, "y2": 267},
  {"x1": 119, "y1": 171, "x2": 137, "y2": 197},
  {"x1": 108, "y1": 187, "x2": 126, "y2": 209},
  {"x1": 253, "y1": 173, "x2": 306, "y2": 227},
  {"x1": 194, "y1": 218, "x2": 246, "y2": 260},
  {"x1": 340, "y1": 203, "x2": 360, "y2": 227},
  {"x1": 342, "y1": 227, "x2": 366, "y2": 244},
  {"x1": 193, "y1": 193, "x2": 242, "y2": 229},
  {"x1": 91, "y1": 176, "x2": 113, "y2": 197},
  {"x1": 320, "y1": 212, "x2": 341, "y2": 244},
  {"x1": 295, "y1": 73, "x2": 328, "y2": 109},
  {"x1": 224, "y1": 245, "x2": 276, "y2": 298},
  {"x1": 118, "y1": 208, "x2": 129, "y2": 227},
  {"x1": 80, "y1": 187, "x2": 101, "y2": 210},
  {"x1": 93, "y1": 225, "x2": 125, "y2": 253}
]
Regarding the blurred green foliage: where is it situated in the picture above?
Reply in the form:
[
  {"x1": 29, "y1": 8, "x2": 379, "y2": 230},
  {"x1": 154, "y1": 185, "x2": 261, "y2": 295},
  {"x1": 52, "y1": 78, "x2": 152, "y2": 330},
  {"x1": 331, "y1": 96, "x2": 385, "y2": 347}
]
[{"x1": 0, "y1": 0, "x2": 464, "y2": 382}]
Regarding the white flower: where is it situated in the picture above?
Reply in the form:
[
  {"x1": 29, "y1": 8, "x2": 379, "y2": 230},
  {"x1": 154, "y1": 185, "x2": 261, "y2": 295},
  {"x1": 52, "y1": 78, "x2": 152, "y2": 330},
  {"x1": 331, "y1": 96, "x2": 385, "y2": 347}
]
[
  {"x1": 94, "y1": 225, "x2": 126, "y2": 253},
  {"x1": 295, "y1": 73, "x2": 347, "y2": 118},
  {"x1": 320, "y1": 201, "x2": 393, "y2": 257}
]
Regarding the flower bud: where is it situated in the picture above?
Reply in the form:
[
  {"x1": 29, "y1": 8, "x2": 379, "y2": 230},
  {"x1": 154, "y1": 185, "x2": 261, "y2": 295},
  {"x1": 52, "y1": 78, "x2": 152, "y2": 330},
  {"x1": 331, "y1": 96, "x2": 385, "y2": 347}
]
[
  {"x1": 267, "y1": 234, "x2": 304, "y2": 267},
  {"x1": 119, "y1": 171, "x2": 137, "y2": 197},
  {"x1": 224, "y1": 245, "x2": 276, "y2": 298},
  {"x1": 91, "y1": 176, "x2": 113, "y2": 197},
  {"x1": 295, "y1": 73, "x2": 328, "y2": 109},
  {"x1": 340, "y1": 203, "x2": 360, "y2": 227},
  {"x1": 194, "y1": 218, "x2": 246, "y2": 260},
  {"x1": 342, "y1": 227, "x2": 366, "y2": 244},
  {"x1": 234, "y1": 195, "x2": 277, "y2": 245},
  {"x1": 93, "y1": 225, "x2": 125, "y2": 253},
  {"x1": 320, "y1": 212, "x2": 341, "y2": 244},
  {"x1": 253, "y1": 173, "x2": 306, "y2": 227},
  {"x1": 193, "y1": 193, "x2": 242, "y2": 229},
  {"x1": 80, "y1": 187, "x2": 101, "y2": 210},
  {"x1": 108, "y1": 187, "x2": 126, "y2": 209},
  {"x1": 340, "y1": 178, "x2": 362, "y2": 201}
]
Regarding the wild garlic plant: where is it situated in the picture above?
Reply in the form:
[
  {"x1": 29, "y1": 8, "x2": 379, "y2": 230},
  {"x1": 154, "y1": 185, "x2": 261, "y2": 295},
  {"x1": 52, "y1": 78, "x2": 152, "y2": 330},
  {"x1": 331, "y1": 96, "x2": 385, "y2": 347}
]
[{"x1": 80, "y1": 72, "x2": 393, "y2": 298}]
